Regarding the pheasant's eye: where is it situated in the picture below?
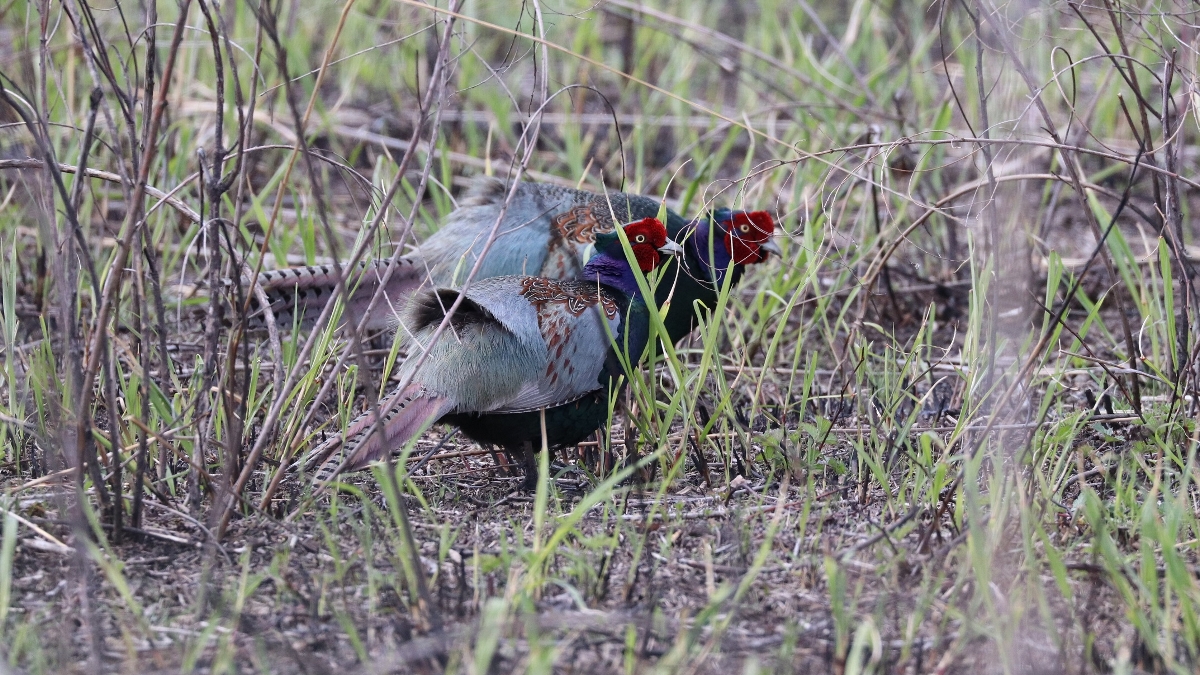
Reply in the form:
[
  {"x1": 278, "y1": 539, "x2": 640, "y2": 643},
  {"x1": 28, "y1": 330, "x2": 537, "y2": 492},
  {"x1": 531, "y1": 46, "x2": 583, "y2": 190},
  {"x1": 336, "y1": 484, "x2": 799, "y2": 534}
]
[
  {"x1": 635, "y1": 234, "x2": 646, "y2": 243},
  {"x1": 739, "y1": 224, "x2": 751, "y2": 233}
]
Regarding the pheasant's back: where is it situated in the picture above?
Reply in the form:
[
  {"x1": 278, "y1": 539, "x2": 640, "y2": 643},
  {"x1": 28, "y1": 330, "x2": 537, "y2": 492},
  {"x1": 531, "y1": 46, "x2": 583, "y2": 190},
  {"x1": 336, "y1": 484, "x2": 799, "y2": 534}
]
[
  {"x1": 421, "y1": 177, "x2": 685, "y2": 284},
  {"x1": 232, "y1": 178, "x2": 693, "y2": 335}
]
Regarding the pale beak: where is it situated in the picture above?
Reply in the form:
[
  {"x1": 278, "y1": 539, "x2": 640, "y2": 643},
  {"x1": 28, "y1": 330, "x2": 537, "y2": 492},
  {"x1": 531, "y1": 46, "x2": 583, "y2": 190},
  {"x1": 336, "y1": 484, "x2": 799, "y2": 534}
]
[
  {"x1": 657, "y1": 238, "x2": 684, "y2": 256},
  {"x1": 760, "y1": 237, "x2": 783, "y2": 256}
]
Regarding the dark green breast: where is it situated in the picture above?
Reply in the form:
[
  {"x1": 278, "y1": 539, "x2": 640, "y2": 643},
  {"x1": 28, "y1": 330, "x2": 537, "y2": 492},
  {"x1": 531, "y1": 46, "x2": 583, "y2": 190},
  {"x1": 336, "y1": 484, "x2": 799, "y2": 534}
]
[
  {"x1": 442, "y1": 390, "x2": 610, "y2": 451},
  {"x1": 653, "y1": 253, "x2": 746, "y2": 344}
]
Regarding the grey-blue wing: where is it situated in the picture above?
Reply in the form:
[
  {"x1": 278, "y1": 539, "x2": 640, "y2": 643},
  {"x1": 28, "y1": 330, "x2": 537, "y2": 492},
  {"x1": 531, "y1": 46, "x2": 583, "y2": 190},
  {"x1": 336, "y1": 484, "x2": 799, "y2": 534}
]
[{"x1": 400, "y1": 276, "x2": 621, "y2": 414}]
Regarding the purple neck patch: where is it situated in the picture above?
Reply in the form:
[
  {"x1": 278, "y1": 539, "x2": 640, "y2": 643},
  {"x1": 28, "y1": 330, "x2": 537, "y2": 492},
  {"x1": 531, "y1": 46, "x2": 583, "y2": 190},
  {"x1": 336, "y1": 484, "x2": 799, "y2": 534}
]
[
  {"x1": 683, "y1": 214, "x2": 735, "y2": 283},
  {"x1": 582, "y1": 252, "x2": 642, "y2": 297}
]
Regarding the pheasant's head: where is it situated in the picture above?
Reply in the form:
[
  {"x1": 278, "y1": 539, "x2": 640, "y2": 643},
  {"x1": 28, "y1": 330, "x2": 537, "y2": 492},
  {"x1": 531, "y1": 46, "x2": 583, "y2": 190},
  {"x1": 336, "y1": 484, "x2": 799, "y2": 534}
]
[
  {"x1": 584, "y1": 217, "x2": 683, "y2": 293},
  {"x1": 713, "y1": 209, "x2": 779, "y2": 265},
  {"x1": 626, "y1": 217, "x2": 681, "y2": 272}
]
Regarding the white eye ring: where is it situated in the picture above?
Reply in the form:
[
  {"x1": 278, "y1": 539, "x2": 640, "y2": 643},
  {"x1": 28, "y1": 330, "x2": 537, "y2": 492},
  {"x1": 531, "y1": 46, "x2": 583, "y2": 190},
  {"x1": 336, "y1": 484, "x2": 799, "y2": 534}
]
[
  {"x1": 739, "y1": 224, "x2": 751, "y2": 233},
  {"x1": 635, "y1": 234, "x2": 646, "y2": 243}
]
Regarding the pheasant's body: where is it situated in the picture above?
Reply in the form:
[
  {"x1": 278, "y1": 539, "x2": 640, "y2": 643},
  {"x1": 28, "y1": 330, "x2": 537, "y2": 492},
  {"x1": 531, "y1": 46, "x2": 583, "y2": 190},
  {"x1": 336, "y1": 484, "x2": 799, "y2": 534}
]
[
  {"x1": 311, "y1": 218, "x2": 677, "y2": 483},
  {"x1": 243, "y1": 178, "x2": 775, "y2": 338}
]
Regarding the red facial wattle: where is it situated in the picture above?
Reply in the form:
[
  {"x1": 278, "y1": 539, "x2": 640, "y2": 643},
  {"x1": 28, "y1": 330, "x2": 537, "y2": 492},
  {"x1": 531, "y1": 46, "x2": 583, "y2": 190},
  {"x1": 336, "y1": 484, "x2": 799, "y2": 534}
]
[
  {"x1": 622, "y1": 217, "x2": 668, "y2": 272},
  {"x1": 721, "y1": 211, "x2": 775, "y2": 264}
]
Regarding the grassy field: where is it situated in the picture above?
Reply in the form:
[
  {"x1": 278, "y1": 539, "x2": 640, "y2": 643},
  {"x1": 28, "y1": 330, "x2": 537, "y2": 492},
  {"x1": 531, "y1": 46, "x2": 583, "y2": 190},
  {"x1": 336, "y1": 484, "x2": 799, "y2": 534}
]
[{"x1": 1, "y1": 0, "x2": 1198, "y2": 673}]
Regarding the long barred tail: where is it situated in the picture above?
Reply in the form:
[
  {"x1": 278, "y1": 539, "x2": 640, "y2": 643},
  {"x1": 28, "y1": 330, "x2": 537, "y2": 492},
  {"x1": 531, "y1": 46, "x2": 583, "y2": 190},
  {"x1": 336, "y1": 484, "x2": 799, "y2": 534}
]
[
  {"x1": 229, "y1": 257, "x2": 428, "y2": 332},
  {"x1": 308, "y1": 383, "x2": 455, "y2": 484}
]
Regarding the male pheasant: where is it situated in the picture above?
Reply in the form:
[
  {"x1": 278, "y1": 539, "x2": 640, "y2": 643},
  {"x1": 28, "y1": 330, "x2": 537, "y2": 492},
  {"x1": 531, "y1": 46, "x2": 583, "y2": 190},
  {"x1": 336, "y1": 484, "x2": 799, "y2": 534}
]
[
  {"x1": 311, "y1": 217, "x2": 682, "y2": 484},
  {"x1": 246, "y1": 177, "x2": 779, "y2": 342}
]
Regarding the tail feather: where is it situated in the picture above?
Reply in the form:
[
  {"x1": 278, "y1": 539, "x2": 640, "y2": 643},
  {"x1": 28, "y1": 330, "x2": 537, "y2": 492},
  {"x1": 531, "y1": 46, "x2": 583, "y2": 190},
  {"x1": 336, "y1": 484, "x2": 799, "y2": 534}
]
[
  {"x1": 310, "y1": 384, "x2": 455, "y2": 483},
  {"x1": 238, "y1": 257, "x2": 428, "y2": 332}
]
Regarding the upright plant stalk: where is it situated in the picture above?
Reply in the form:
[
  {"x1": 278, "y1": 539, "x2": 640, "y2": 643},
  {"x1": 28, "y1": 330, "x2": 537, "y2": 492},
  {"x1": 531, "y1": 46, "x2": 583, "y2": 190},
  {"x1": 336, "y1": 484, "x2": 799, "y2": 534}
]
[
  {"x1": 192, "y1": 0, "x2": 251, "y2": 521},
  {"x1": 977, "y1": 0, "x2": 1141, "y2": 414},
  {"x1": 961, "y1": 0, "x2": 1004, "y2": 410},
  {"x1": 1157, "y1": 55, "x2": 1196, "y2": 393}
]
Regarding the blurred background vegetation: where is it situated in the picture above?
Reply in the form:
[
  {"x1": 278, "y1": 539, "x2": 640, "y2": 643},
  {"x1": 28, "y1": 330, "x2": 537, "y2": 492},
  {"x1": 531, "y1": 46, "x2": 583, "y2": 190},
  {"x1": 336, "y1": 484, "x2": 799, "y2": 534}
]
[{"x1": 0, "y1": 0, "x2": 1198, "y2": 673}]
